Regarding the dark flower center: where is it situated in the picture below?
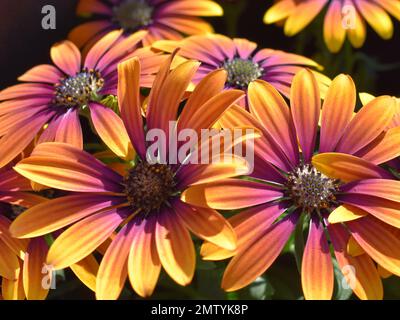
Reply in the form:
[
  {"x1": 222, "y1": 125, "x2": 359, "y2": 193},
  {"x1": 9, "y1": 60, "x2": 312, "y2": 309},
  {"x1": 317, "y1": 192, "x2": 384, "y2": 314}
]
[
  {"x1": 113, "y1": 0, "x2": 154, "y2": 31},
  {"x1": 123, "y1": 162, "x2": 177, "y2": 215},
  {"x1": 285, "y1": 164, "x2": 339, "y2": 212},
  {"x1": 223, "y1": 58, "x2": 264, "y2": 89},
  {"x1": 54, "y1": 69, "x2": 104, "y2": 108}
]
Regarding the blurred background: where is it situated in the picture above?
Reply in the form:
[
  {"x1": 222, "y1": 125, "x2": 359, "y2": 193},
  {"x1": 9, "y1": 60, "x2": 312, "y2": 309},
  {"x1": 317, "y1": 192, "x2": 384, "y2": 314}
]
[{"x1": 1, "y1": 0, "x2": 400, "y2": 299}]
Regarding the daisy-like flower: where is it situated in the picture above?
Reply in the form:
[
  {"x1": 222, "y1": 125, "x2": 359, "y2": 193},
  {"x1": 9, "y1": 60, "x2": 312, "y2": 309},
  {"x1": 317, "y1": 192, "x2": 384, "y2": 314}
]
[
  {"x1": 182, "y1": 69, "x2": 400, "y2": 299},
  {"x1": 152, "y1": 34, "x2": 331, "y2": 102},
  {"x1": 69, "y1": 0, "x2": 223, "y2": 49},
  {"x1": 0, "y1": 164, "x2": 50, "y2": 300},
  {"x1": 0, "y1": 29, "x2": 169, "y2": 168},
  {"x1": 10, "y1": 54, "x2": 251, "y2": 299},
  {"x1": 264, "y1": 0, "x2": 400, "y2": 52}
]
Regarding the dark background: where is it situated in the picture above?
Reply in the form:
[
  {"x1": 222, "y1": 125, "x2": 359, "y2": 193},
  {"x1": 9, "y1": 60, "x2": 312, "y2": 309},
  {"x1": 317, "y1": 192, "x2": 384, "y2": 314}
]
[{"x1": 1, "y1": 0, "x2": 400, "y2": 96}]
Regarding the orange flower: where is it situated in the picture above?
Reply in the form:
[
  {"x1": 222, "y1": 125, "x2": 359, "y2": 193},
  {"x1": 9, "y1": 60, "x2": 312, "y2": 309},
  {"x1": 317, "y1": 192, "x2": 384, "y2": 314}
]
[
  {"x1": 183, "y1": 70, "x2": 400, "y2": 299},
  {"x1": 10, "y1": 54, "x2": 252, "y2": 299},
  {"x1": 264, "y1": 0, "x2": 400, "y2": 52},
  {"x1": 69, "y1": 0, "x2": 223, "y2": 50}
]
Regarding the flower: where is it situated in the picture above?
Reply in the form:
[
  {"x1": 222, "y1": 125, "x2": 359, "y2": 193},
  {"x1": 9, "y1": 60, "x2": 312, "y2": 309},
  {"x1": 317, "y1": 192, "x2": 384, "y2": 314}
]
[
  {"x1": 10, "y1": 54, "x2": 251, "y2": 299},
  {"x1": 0, "y1": 30, "x2": 169, "y2": 168},
  {"x1": 152, "y1": 34, "x2": 331, "y2": 103},
  {"x1": 69, "y1": 0, "x2": 223, "y2": 49},
  {"x1": 182, "y1": 69, "x2": 400, "y2": 299},
  {"x1": 0, "y1": 163, "x2": 50, "y2": 300},
  {"x1": 264, "y1": 0, "x2": 400, "y2": 52}
]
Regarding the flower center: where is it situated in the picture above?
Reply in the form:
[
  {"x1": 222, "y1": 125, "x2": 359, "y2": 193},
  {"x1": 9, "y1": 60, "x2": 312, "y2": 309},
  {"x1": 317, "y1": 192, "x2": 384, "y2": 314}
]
[
  {"x1": 54, "y1": 69, "x2": 104, "y2": 108},
  {"x1": 123, "y1": 162, "x2": 177, "y2": 215},
  {"x1": 113, "y1": 0, "x2": 154, "y2": 31},
  {"x1": 223, "y1": 58, "x2": 264, "y2": 89},
  {"x1": 285, "y1": 164, "x2": 339, "y2": 212}
]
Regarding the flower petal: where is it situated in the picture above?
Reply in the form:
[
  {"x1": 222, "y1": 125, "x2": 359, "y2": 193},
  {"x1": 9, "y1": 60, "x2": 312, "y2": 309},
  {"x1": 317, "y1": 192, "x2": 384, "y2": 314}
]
[
  {"x1": 356, "y1": 126, "x2": 400, "y2": 164},
  {"x1": 335, "y1": 96, "x2": 395, "y2": 154},
  {"x1": 70, "y1": 254, "x2": 99, "y2": 292},
  {"x1": 50, "y1": 41, "x2": 81, "y2": 76},
  {"x1": 222, "y1": 213, "x2": 298, "y2": 292},
  {"x1": 175, "y1": 200, "x2": 236, "y2": 251},
  {"x1": 328, "y1": 204, "x2": 367, "y2": 224},
  {"x1": 323, "y1": 0, "x2": 346, "y2": 52},
  {"x1": 328, "y1": 223, "x2": 383, "y2": 300},
  {"x1": 347, "y1": 216, "x2": 400, "y2": 277},
  {"x1": 23, "y1": 237, "x2": 50, "y2": 300},
  {"x1": 47, "y1": 208, "x2": 126, "y2": 270},
  {"x1": 128, "y1": 216, "x2": 161, "y2": 297},
  {"x1": 55, "y1": 108, "x2": 83, "y2": 149},
  {"x1": 249, "y1": 80, "x2": 299, "y2": 165},
  {"x1": 96, "y1": 221, "x2": 136, "y2": 300},
  {"x1": 339, "y1": 193, "x2": 400, "y2": 228},
  {"x1": 312, "y1": 152, "x2": 392, "y2": 183},
  {"x1": 90, "y1": 103, "x2": 134, "y2": 160},
  {"x1": 201, "y1": 203, "x2": 287, "y2": 260},
  {"x1": 10, "y1": 194, "x2": 124, "y2": 238},
  {"x1": 155, "y1": 210, "x2": 195, "y2": 286},
  {"x1": 181, "y1": 179, "x2": 283, "y2": 210},
  {"x1": 356, "y1": 0, "x2": 393, "y2": 39},
  {"x1": 301, "y1": 217, "x2": 334, "y2": 300},
  {"x1": 18, "y1": 64, "x2": 63, "y2": 84},
  {"x1": 320, "y1": 74, "x2": 356, "y2": 153},
  {"x1": 290, "y1": 69, "x2": 321, "y2": 162},
  {"x1": 118, "y1": 57, "x2": 146, "y2": 159}
]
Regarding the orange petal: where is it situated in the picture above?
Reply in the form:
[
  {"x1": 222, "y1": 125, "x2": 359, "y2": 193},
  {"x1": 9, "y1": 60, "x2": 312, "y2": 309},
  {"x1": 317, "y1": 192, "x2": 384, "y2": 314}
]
[
  {"x1": 290, "y1": 69, "x2": 321, "y2": 161},
  {"x1": 181, "y1": 179, "x2": 283, "y2": 210},
  {"x1": 0, "y1": 239, "x2": 20, "y2": 280},
  {"x1": 356, "y1": 126, "x2": 400, "y2": 164},
  {"x1": 248, "y1": 80, "x2": 299, "y2": 165},
  {"x1": 118, "y1": 57, "x2": 146, "y2": 158},
  {"x1": 335, "y1": 96, "x2": 395, "y2": 154},
  {"x1": 70, "y1": 254, "x2": 99, "y2": 292},
  {"x1": 90, "y1": 103, "x2": 134, "y2": 160},
  {"x1": 175, "y1": 200, "x2": 236, "y2": 251},
  {"x1": 23, "y1": 238, "x2": 50, "y2": 300},
  {"x1": 302, "y1": 217, "x2": 334, "y2": 300},
  {"x1": 128, "y1": 217, "x2": 161, "y2": 297},
  {"x1": 222, "y1": 214, "x2": 298, "y2": 292},
  {"x1": 347, "y1": 216, "x2": 400, "y2": 277},
  {"x1": 2, "y1": 262, "x2": 25, "y2": 300},
  {"x1": 284, "y1": 0, "x2": 328, "y2": 36},
  {"x1": 96, "y1": 222, "x2": 137, "y2": 300},
  {"x1": 312, "y1": 152, "x2": 392, "y2": 182},
  {"x1": 328, "y1": 223, "x2": 383, "y2": 300},
  {"x1": 10, "y1": 194, "x2": 123, "y2": 238},
  {"x1": 55, "y1": 109, "x2": 83, "y2": 149},
  {"x1": 328, "y1": 204, "x2": 367, "y2": 224},
  {"x1": 50, "y1": 41, "x2": 81, "y2": 76},
  {"x1": 47, "y1": 209, "x2": 124, "y2": 270},
  {"x1": 155, "y1": 212, "x2": 195, "y2": 286},
  {"x1": 323, "y1": 0, "x2": 346, "y2": 52},
  {"x1": 320, "y1": 74, "x2": 356, "y2": 152}
]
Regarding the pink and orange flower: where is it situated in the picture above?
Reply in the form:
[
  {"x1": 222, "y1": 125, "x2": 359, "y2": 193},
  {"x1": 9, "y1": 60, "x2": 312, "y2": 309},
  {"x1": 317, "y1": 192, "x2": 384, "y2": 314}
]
[
  {"x1": 69, "y1": 0, "x2": 223, "y2": 49},
  {"x1": 0, "y1": 30, "x2": 169, "y2": 168},
  {"x1": 153, "y1": 34, "x2": 331, "y2": 102},
  {"x1": 264, "y1": 0, "x2": 400, "y2": 52},
  {"x1": 182, "y1": 69, "x2": 400, "y2": 299},
  {"x1": 9, "y1": 54, "x2": 253, "y2": 299}
]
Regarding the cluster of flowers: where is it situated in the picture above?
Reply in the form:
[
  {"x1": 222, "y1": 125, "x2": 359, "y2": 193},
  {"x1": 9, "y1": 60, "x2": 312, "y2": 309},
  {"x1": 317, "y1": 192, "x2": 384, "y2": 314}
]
[{"x1": 0, "y1": 0, "x2": 400, "y2": 300}]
